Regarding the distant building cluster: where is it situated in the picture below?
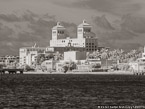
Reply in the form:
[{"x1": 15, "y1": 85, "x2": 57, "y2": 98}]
[
  {"x1": 19, "y1": 46, "x2": 46, "y2": 66},
  {"x1": 19, "y1": 20, "x2": 99, "y2": 66},
  {"x1": 129, "y1": 46, "x2": 145, "y2": 73},
  {"x1": 0, "y1": 55, "x2": 19, "y2": 65}
]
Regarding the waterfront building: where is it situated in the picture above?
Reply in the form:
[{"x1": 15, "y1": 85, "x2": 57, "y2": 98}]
[
  {"x1": 56, "y1": 62, "x2": 64, "y2": 72},
  {"x1": 64, "y1": 51, "x2": 86, "y2": 61},
  {"x1": 0, "y1": 55, "x2": 19, "y2": 65},
  {"x1": 45, "y1": 46, "x2": 85, "y2": 53},
  {"x1": 19, "y1": 20, "x2": 99, "y2": 66},
  {"x1": 41, "y1": 60, "x2": 58, "y2": 71},
  {"x1": 129, "y1": 46, "x2": 145, "y2": 73},
  {"x1": 19, "y1": 44, "x2": 45, "y2": 66},
  {"x1": 49, "y1": 20, "x2": 98, "y2": 52}
]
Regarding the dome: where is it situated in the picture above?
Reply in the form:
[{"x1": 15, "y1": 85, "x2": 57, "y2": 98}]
[
  {"x1": 78, "y1": 20, "x2": 92, "y2": 28},
  {"x1": 52, "y1": 22, "x2": 65, "y2": 30}
]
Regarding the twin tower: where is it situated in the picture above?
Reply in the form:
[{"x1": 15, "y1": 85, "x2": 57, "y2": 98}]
[
  {"x1": 51, "y1": 20, "x2": 93, "y2": 40},
  {"x1": 50, "y1": 20, "x2": 98, "y2": 52}
]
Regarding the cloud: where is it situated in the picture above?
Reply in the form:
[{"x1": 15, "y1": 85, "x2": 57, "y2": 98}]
[
  {"x1": 0, "y1": 12, "x2": 79, "y2": 56},
  {"x1": 61, "y1": 21, "x2": 77, "y2": 38},
  {"x1": 0, "y1": 14, "x2": 21, "y2": 22},
  {"x1": 0, "y1": 10, "x2": 39, "y2": 23},
  {"x1": 72, "y1": 0, "x2": 142, "y2": 16},
  {"x1": 0, "y1": 23, "x2": 15, "y2": 41},
  {"x1": 121, "y1": 14, "x2": 145, "y2": 33},
  {"x1": 1, "y1": 8, "x2": 145, "y2": 56},
  {"x1": 92, "y1": 14, "x2": 141, "y2": 50},
  {"x1": 93, "y1": 15, "x2": 115, "y2": 31}
]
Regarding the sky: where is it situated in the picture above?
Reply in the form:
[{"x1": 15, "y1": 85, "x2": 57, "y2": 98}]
[{"x1": 0, "y1": 0, "x2": 145, "y2": 55}]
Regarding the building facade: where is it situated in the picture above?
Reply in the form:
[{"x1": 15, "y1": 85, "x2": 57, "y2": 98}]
[
  {"x1": 49, "y1": 20, "x2": 98, "y2": 52},
  {"x1": 64, "y1": 51, "x2": 86, "y2": 61},
  {"x1": 0, "y1": 55, "x2": 19, "y2": 65},
  {"x1": 19, "y1": 20, "x2": 99, "y2": 66},
  {"x1": 129, "y1": 46, "x2": 145, "y2": 73},
  {"x1": 19, "y1": 45, "x2": 45, "y2": 66}
]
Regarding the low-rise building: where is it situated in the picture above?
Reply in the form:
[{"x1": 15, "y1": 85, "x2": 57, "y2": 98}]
[
  {"x1": 129, "y1": 46, "x2": 145, "y2": 73},
  {"x1": 19, "y1": 44, "x2": 45, "y2": 66},
  {"x1": 77, "y1": 65, "x2": 92, "y2": 72},
  {"x1": 41, "y1": 60, "x2": 58, "y2": 71},
  {"x1": 0, "y1": 55, "x2": 19, "y2": 65},
  {"x1": 64, "y1": 51, "x2": 86, "y2": 61},
  {"x1": 56, "y1": 62, "x2": 64, "y2": 72},
  {"x1": 19, "y1": 20, "x2": 102, "y2": 67},
  {"x1": 45, "y1": 46, "x2": 85, "y2": 53}
]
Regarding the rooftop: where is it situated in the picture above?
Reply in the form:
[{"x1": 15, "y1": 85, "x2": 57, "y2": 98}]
[
  {"x1": 78, "y1": 20, "x2": 92, "y2": 28},
  {"x1": 52, "y1": 22, "x2": 65, "y2": 30}
]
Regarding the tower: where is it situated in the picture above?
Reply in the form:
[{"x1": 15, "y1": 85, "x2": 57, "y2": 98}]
[
  {"x1": 77, "y1": 20, "x2": 92, "y2": 39},
  {"x1": 52, "y1": 22, "x2": 65, "y2": 40}
]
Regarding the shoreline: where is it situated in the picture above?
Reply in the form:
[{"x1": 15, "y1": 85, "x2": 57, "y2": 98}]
[{"x1": 23, "y1": 70, "x2": 134, "y2": 75}]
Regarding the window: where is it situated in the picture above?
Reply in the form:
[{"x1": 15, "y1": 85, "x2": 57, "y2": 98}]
[
  {"x1": 60, "y1": 31, "x2": 64, "y2": 34},
  {"x1": 78, "y1": 29, "x2": 82, "y2": 32},
  {"x1": 84, "y1": 29, "x2": 90, "y2": 32},
  {"x1": 53, "y1": 31, "x2": 56, "y2": 34}
]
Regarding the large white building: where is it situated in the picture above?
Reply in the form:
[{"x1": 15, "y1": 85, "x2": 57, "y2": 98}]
[
  {"x1": 64, "y1": 51, "x2": 86, "y2": 61},
  {"x1": 19, "y1": 20, "x2": 99, "y2": 66},
  {"x1": 49, "y1": 20, "x2": 98, "y2": 52}
]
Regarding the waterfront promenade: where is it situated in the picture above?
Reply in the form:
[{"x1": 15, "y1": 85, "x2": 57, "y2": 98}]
[{"x1": 23, "y1": 70, "x2": 134, "y2": 75}]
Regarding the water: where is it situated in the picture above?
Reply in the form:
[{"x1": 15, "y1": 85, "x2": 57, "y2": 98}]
[{"x1": 0, "y1": 74, "x2": 145, "y2": 108}]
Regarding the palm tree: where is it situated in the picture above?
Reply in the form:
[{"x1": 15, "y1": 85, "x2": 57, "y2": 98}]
[
  {"x1": 101, "y1": 50, "x2": 109, "y2": 68},
  {"x1": 92, "y1": 50, "x2": 100, "y2": 59},
  {"x1": 54, "y1": 51, "x2": 62, "y2": 61},
  {"x1": 36, "y1": 54, "x2": 45, "y2": 65},
  {"x1": 86, "y1": 52, "x2": 90, "y2": 60}
]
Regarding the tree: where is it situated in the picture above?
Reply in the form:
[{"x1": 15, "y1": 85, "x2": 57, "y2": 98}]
[
  {"x1": 86, "y1": 52, "x2": 90, "y2": 60},
  {"x1": 45, "y1": 53, "x2": 54, "y2": 60},
  {"x1": 0, "y1": 63, "x2": 6, "y2": 69},
  {"x1": 54, "y1": 51, "x2": 62, "y2": 61},
  {"x1": 69, "y1": 62, "x2": 77, "y2": 70},
  {"x1": 92, "y1": 50, "x2": 100, "y2": 59},
  {"x1": 36, "y1": 54, "x2": 45, "y2": 65},
  {"x1": 63, "y1": 65, "x2": 68, "y2": 73},
  {"x1": 101, "y1": 50, "x2": 109, "y2": 68}
]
